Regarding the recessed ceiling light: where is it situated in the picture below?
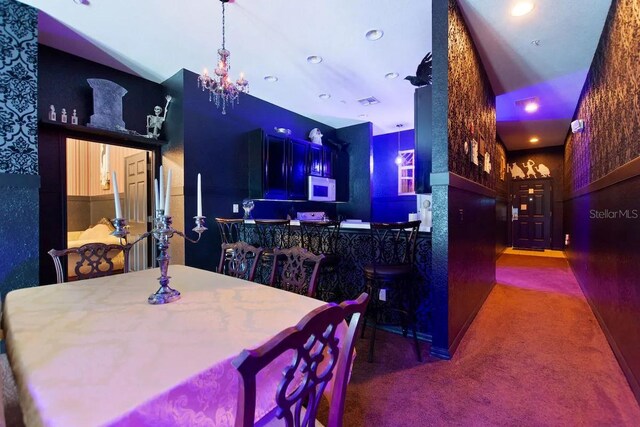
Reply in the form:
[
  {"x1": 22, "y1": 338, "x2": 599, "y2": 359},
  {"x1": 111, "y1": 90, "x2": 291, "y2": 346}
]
[
  {"x1": 263, "y1": 75, "x2": 278, "y2": 82},
  {"x1": 307, "y1": 55, "x2": 323, "y2": 64},
  {"x1": 385, "y1": 72, "x2": 399, "y2": 79},
  {"x1": 319, "y1": 94, "x2": 331, "y2": 100},
  {"x1": 365, "y1": 29, "x2": 384, "y2": 41},
  {"x1": 524, "y1": 102, "x2": 539, "y2": 113},
  {"x1": 511, "y1": 2, "x2": 534, "y2": 16},
  {"x1": 529, "y1": 137, "x2": 539, "y2": 143}
]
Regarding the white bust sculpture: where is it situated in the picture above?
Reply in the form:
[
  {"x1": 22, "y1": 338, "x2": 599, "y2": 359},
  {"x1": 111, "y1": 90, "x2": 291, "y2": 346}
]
[{"x1": 309, "y1": 128, "x2": 323, "y2": 145}]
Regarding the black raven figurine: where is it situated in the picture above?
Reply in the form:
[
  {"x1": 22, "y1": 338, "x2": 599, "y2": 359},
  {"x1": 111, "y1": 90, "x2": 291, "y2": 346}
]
[{"x1": 405, "y1": 52, "x2": 432, "y2": 86}]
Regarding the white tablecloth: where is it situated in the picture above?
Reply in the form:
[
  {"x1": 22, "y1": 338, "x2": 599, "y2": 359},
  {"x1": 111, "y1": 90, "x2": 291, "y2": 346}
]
[{"x1": 3, "y1": 265, "x2": 329, "y2": 427}]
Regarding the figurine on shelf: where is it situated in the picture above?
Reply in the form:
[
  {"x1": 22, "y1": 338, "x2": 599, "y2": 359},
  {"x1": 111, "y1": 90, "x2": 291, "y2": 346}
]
[
  {"x1": 309, "y1": 128, "x2": 323, "y2": 145},
  {"x1": 61, "y1": 108, "x2": 68, "y2": 123},
  {"x1": 48, "y1": 105, "x2": 56, "y2": 121},
  {"x1": 146, "y1": 95, "x2": 172, "y2": 139},
  {"x1": 484, "y1": 152, "x2": 491, "y2": 173},
  {"x1": 71, "y1": 109, "x2": 78, "y2": 125}
]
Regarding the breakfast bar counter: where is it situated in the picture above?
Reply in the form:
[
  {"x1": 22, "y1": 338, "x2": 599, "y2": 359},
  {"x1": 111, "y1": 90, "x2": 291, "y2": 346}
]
[{"x1": 242, "y1": 220, "x2": 432, "y2": 335}]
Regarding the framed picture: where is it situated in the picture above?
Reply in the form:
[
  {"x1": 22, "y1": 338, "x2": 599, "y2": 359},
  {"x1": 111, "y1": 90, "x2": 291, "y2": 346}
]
[{"x1": 478, "y1": 133, "x2": 486, "y2": 157}]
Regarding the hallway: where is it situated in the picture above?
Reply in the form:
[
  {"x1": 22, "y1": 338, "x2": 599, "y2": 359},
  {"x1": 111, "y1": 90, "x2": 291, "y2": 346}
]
[{"x1": 336, "y1": 253, "x2": 640, "y2": 426}]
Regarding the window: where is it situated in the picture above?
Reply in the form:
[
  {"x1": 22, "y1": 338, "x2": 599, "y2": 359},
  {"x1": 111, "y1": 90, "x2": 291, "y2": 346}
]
[{"x1": 397, "y1": 149, "x2": 415, "y2": 195}]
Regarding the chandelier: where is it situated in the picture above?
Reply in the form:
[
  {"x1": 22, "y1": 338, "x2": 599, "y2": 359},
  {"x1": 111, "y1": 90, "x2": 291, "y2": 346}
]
[{"x1": 198, "y1": 0, "x2": 249, "y2": 115}]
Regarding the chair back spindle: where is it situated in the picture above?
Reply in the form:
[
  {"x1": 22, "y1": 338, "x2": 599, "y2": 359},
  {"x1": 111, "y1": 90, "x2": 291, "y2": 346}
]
[
  {"x1": 218, "y1": 242, "x2": 263, "y2": 282},
  {"x1": 233, "y1": 293, "x2": 369, "y2": 427},
  {"x1": 48, "y1": 243, "x2": 132, "y2": 284},
  {"x1": 269, "y1": 247, "x2": 324, "y2": 298}
]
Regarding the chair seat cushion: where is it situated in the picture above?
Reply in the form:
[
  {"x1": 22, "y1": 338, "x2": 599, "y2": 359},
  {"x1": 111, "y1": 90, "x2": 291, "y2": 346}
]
[{"x1": 363, "y1": 263, "x2": 412, "y2": 279}]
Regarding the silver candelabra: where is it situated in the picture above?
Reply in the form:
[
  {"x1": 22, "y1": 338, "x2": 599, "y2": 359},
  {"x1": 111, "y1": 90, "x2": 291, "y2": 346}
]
[{"x1": 112, "y1": 212, "x2": 207, "y2": 304}]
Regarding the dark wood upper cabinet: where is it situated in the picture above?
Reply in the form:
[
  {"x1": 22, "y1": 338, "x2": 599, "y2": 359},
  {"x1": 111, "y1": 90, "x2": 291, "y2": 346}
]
[
  {"x1": 288, "y1": 138, "x2": 309, "y2": 200},
  {"x1": 248, "y1": 130, "x2": 338, "y2": 200}
]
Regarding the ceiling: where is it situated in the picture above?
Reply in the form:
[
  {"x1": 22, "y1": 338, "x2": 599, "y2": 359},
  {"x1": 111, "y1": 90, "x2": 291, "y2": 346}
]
[
  {"x1": 458, "y1": 0, "x2": 611, "y2": 150},
  {"x1": 18, "y1": 1, "x2": 611, "y2": 148}
]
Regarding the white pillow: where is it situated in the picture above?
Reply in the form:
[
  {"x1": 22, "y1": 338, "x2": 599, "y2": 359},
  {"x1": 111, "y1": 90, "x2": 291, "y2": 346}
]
[{"x1": 78, "y1": 224, "x2": 112, "y2": 241}]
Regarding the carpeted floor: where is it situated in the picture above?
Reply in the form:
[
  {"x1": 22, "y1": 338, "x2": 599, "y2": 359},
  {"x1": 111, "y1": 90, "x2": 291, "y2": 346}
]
[{"x1": 328, "y1": 254, "x2": 640, "y2": 426}]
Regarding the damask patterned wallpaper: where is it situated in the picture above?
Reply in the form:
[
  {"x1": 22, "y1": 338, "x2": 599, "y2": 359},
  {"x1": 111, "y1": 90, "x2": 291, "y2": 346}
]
[
  {"x1": 447, "y1": 0, "x2": 497, "y2": 190},
  {"x1": 565, "y1": 0, "x2": 640, "y2": 193},
  {"x1": 0, "y1": 0, "x2": 38, "y2": 175}
]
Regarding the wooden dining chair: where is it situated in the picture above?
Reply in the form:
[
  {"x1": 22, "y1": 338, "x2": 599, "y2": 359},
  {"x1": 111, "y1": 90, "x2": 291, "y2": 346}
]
[
  {"x1": 48, "y1": 242, "x2": 132, "y2": 284},
  {"x1": 217, "y1": 242, "x2": 263, "y2": 282},
  {"x1": 269, "y1": 247, "x2": 325, "y2": 298},
  {"x1": 233, "y1": 293, "x2": 369, "y2": 427}
]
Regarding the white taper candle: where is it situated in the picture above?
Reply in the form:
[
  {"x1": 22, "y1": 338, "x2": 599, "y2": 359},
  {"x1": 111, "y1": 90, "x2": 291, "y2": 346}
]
[
  {"x1": 159, "y1": 165, "x2": 164, "y2": 212},
  {"x1": 154, "y1": 178, "x2": 159, "y2": 211},
  {"x1": 197, "y1": 173, "x2": 202, "y2": 217},
  {"x1": 112, "y1": 171, "x2": 122, "y2": 219},
  {"x1": 164, "y1": 169, "x2": 172, "y2": 215}
]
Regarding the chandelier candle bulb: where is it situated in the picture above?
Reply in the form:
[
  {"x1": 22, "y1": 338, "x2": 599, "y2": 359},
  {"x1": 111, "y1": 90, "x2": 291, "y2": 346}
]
[
  {"x1": 164, "y1": 169, "x2": 172, "y2": 215},
  {"x1": 112, "y1": 171, "x2": 122, "y2": 219},
  {"x1": 197, "y1": 173, "x2": 202, "y2": 217}
]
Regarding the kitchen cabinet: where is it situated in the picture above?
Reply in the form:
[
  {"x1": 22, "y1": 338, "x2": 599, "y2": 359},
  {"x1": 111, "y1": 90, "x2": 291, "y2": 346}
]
[
  {"x1": 310, "y1": 144, "x2": 335, "y2": 178},
  {"x1": 248, "y1": 129, "x2": 337, "y2": 200}
]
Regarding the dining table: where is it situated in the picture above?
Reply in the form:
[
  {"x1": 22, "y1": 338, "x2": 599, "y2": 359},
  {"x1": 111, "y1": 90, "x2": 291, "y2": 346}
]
[{"x1": 2, "y1": 265, "x2": 333, "y2": 427}]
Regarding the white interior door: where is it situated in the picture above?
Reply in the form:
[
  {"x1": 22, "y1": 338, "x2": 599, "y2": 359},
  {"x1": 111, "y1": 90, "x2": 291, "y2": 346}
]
[{"x1": 124, "y1": 151, "x2": 149, "y2": 271}]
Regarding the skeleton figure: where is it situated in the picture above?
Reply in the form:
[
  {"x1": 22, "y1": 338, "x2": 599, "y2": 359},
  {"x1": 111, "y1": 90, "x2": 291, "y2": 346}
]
[
  {"x1": 523, "y1": 159, "x2": 537, "y2": 178},
  {"x1": 146, "y1": 95, "x2": 172, "y2": 139}
]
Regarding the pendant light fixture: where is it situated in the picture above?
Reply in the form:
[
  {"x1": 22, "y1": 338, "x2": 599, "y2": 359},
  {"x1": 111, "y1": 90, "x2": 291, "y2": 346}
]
[{"x1": 198, "y1": 0, "x2": 249, "y2": 115}]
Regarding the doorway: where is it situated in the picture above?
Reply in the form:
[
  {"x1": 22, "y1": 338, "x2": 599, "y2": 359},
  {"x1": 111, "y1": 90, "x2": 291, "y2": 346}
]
[
  {"x1": 66, "y1": 139, "x2": 154, "y2": 273},
  {"x1": 511, "y1": 179, "x2": 552, "y2": 250}
]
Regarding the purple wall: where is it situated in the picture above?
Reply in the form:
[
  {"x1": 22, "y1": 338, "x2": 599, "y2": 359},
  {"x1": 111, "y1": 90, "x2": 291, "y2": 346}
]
[{"x1": 371, "y1": 130, "x2": 417, "y2": 222}]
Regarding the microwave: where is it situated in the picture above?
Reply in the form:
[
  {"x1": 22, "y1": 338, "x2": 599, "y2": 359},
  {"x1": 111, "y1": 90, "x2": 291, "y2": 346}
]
[{"x1": 308, "y1": 176, "x2": 336, "y2": 202}]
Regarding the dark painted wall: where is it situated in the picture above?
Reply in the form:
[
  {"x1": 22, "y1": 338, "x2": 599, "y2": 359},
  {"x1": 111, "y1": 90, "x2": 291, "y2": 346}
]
[
  {"x1": 371, "y1": 129, "x2": 416, "y2": 222},
  {"x1": 430, "y1": 0, "x2": 496, "y2": 358},
  {"x1": 564, "y1": 0, "x2": 640, "y2": 402},
  {"x1": 508, "y1": 146, "x2": 564, "y2": 249},
  {"x1": 336, "y1": 123, "x2": 372, "y2": 222},
  {"x1": 39, "y1": 46, "x2": 167, "y2": 137},
  {"x1": 173, "y1": 70, "x2": 345, "y2": 271},
  {"x1": 0, "y1": 0, "x2": 39, "y2": 300}
]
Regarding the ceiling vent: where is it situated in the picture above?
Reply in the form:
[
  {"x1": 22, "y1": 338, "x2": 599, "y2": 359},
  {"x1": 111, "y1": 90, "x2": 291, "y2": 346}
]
[
  {"x1": 514, "y1": 96, "x2": 539, "y2": 108},
  {"x1": 357, "y1": 96, "x2": 380, "y2": 106}
]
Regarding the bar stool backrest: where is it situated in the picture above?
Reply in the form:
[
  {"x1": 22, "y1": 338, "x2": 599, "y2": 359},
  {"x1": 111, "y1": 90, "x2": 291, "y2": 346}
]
[
  {"x1": 215, "y1": 218, "x2": 245, "y2": 244},
  {"x1": 369, "y1": 220, "x2": 421, "y2": 267},
  {"x1": 254, "y1": 219, "x2": 291, "y2": 250},
  {"x1": 299, "y1": 220, "x2": 341, "y2": 256}
]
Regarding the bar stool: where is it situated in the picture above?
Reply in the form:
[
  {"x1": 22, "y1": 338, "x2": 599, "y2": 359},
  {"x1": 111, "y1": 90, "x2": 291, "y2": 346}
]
[
  {"x1": 254, "y1": 219, "x2": 291, "y2": 283},
  {"x1": 299, "y1": 220, "x2": 341, "y2": 301},
  {"x1": 362, "y1": 220, "x2": 421, "y2": 362}
]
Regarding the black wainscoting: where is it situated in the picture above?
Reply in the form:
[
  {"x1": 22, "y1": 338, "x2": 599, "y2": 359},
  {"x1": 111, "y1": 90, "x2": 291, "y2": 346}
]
[{"x1": 565, "y1": 170, "x2": 640, "y2": 401}]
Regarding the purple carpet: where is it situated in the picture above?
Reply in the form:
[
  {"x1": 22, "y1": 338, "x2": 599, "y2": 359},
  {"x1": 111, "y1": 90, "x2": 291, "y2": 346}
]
[{"x1": 327, "y1": 254, "x2": 640, "y2": 426}]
